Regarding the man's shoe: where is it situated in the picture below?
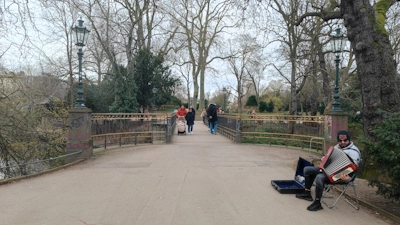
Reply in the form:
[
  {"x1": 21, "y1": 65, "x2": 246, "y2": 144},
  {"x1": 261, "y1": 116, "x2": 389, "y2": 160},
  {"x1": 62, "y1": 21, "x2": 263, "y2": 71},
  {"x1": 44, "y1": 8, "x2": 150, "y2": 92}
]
[
  {"x1": 307, "y1": 201, "x2": 323, "y2": 211},
  {"x1": 295, "y1": 191, "x2": 313, "y2": 201}
]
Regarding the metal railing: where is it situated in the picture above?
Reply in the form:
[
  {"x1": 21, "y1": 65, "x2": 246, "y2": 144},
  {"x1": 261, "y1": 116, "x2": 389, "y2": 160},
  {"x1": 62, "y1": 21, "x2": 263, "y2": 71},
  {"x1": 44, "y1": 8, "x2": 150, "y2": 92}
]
[
  {"x1": 91, "y1": 113, "x2": 176, "y2": 148},
  {"x1": 167, "y1": 114, "x2": 177, "y2": 143},
  {"x1": 215, "y1": 114, "x2": 240, "y2": 141},
  {"x1": 0, "y1": 151, "x2": 82, "y2": 179},
  {"x1": 0, "y1": 113, "x2": 177, "y2": 180},
  {"x1": 217, "y1": 114, "x2": 325, "y2": 151}
]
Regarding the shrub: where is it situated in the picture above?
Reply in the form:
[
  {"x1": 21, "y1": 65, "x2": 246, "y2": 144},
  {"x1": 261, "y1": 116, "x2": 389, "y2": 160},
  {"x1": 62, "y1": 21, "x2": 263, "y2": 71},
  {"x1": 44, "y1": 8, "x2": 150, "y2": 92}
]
[
  {"x1": 245, "y1": 95, "x2": 258, "y2": 107},
  {"x1": 361, "y1": 111, "x2": 400, "y2": 201},
  {"x1": 266, "y1": 100, "x2": 274, "y2": 112},
  {"x1": 259, "y1": 101, "x2": 267, "y2": 112}
]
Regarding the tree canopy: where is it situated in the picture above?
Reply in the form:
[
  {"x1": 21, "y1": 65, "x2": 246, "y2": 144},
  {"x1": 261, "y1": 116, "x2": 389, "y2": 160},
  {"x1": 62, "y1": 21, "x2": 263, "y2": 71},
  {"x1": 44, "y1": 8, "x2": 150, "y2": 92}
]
[
  {"x1": 245, "y1": 95, "x2": 258, "y2": 107},
  {"x1": 135, "y1": 48, "x2": 180, "y2": 110}
]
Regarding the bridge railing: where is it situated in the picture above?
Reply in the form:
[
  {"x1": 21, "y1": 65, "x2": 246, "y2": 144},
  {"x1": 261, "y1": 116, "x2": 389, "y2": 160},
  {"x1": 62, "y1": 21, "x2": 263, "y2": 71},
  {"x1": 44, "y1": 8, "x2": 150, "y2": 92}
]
[
  {"x1": 217, "y1": 114, "x2": 325, "y2": 152},
  {"x1": 0, "y1": 112, "x2": 177, "y2": 180},
  {"x1": 215, "y1": 114, "x2": 240, "y2": 142},
  {"x1": 0, "y1": 151, "x2": 82, "y2": 180},
  {"x1": 167, "y1": 114, "x2": 177, "y2": 143},
  {"x1": 91, "y1": 113, "x2": 176, "y2": 148}
]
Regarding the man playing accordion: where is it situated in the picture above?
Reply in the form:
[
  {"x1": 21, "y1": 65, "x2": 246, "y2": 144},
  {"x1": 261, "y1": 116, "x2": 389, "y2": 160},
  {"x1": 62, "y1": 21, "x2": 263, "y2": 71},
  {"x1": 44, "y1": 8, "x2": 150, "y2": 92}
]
[{"x1": 295, "y1": 130, "x2": 361, "y2": 211}]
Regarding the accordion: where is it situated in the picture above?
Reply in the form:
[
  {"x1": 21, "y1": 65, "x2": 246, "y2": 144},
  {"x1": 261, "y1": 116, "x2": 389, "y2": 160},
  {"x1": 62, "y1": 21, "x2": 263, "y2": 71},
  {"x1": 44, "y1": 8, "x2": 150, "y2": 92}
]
[{"x1": 319, "y1": 146, "x2": 358, "y2": 183}]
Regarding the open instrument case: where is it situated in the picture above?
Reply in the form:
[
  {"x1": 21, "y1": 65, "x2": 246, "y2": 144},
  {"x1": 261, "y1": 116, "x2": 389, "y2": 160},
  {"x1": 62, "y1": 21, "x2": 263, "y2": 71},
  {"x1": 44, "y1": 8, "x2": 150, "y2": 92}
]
[{"x1": 271, "y1": 157, "x2": 314, "y2": 194}]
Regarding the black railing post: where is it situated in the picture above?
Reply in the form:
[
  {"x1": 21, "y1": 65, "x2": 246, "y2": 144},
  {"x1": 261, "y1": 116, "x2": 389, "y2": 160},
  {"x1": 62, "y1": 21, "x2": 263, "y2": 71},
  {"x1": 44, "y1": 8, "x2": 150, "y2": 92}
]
[
  {"x1": 166, "y1": 115, "x2": 171, "y2": 143},
  {"x1": 235, "y1": 115, "x2": 241, "y2": 144}
]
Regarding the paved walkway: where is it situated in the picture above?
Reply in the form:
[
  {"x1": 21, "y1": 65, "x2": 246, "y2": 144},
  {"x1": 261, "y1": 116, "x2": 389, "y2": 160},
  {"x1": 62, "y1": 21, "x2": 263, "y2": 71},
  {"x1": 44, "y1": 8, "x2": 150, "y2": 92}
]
[{"x1": 0, "y1": 122, "x2": 391, "y2": 225}]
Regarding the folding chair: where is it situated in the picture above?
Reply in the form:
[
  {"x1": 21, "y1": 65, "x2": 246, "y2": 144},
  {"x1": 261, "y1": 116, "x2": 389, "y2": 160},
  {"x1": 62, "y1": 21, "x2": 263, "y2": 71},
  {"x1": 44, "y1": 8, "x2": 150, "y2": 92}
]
[{"x1": 321, "y1": 172, "x2": 359, "y2": 210}]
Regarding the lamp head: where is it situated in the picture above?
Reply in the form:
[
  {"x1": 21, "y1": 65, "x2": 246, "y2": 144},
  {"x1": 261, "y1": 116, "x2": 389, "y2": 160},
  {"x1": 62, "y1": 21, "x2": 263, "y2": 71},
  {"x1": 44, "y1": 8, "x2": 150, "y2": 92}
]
[
  {"x1": 330, "y1": 28, "x2": 345, "y2": 55},
  {"x1": 72, "y1": 18, "x2": 90, "y2": 47}
]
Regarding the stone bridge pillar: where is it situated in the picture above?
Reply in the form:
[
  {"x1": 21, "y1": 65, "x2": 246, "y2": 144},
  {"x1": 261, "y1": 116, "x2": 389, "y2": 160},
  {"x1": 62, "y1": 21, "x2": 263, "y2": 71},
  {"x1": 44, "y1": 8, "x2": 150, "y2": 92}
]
[
  {"x1": 66, "y1": 108, "x2": 93, "y2": 162},
  {"x1": 324, "y1": 112, "x2": 348, "y2": 153}
]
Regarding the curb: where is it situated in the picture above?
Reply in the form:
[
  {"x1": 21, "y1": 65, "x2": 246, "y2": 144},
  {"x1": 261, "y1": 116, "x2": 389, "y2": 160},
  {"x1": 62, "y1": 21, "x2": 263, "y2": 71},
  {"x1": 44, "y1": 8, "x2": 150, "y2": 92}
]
[
  {"x1": 356, "y1": 197, "x2": 400, "y2": 224},
  {"x1": 336, "y1": 187, "x2": 400, "y2": 224}
]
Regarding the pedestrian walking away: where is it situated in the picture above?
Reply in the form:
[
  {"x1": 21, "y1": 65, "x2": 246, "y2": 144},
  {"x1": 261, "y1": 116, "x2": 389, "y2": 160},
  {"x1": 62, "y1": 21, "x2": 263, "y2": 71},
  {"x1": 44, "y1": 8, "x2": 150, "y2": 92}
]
[
  {"x1": 207, "y1": 102, "x2": 218, "y2": 135},
  {"x1": 189, "y1": 105, "x2": 196, "y2": 132},
  {"x1": 185, "y1": 108, "x2": 195, "y2": 134},
  {"x1": 190, "y1": 105, "x2": 196, "y2": 119}
]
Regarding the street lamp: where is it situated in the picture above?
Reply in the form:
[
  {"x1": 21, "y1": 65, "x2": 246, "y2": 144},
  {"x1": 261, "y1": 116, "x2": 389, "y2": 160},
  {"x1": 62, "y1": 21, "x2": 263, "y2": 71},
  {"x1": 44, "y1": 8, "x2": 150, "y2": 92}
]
[
  {"x1": 71, "y1": 18, "x2": 90, "y2": 108},
  {"x1": 329, "y1": 28, "x2": 345, "y2": 112},
  {"x1": 223, "y1": 87, "x2": 227, "y2": 111},
  {"x1": 152, "y1": 87, "x2": 158, "y2": 111}
]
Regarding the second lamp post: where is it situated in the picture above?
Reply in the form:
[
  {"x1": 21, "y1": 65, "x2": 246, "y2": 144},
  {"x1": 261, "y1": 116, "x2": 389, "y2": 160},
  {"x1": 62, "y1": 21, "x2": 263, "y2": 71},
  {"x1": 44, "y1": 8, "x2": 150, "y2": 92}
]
[
  {"x1": 223, "y1": 87, "x2": 227, "y2": 111},
  {"x1": 71, "y1": 18, "x2": 90, "y2": 108},
  {"x1": 330, "y1": 28, "x2": 345, "y2": 112},
  {"x1": 152, "y1": 87, "x2": 158, "y2": 111}
]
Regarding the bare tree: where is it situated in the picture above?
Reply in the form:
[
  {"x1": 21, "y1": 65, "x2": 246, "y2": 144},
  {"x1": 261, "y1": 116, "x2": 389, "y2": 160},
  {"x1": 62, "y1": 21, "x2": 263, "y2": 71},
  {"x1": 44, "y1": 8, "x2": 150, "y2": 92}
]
[
  {"x1": 162, "y1": 0, "x2": 238, "y2": 111},
  {"x1": 246, "y1": 59, "x2": 268, "y2": 107},
  {"x1": 178, "y1": 61, "x2": 193, "y2": 105},
  {"x1": 224, "y1": 36, "x2": 258, "y2": 113},
  {"x1": 35, "y1": 1, "x2": 80, "y2": 106},
  {"x1": 263, "y1": 0, "x2": 314, "y2": 133},
  {"x1": 386, "y1": 4, "x2": 400, "y2": 76}
]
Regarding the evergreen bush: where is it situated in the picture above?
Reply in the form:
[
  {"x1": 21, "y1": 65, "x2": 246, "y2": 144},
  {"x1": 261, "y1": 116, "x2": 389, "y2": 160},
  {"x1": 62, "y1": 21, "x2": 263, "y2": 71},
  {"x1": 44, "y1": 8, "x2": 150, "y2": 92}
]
[
  {"x1": 361, "y1": 111, "x2": 400, "y2": 201},
  {"x1": 245, "y1": 95, "x2": 258, "y2": 107},
  {"x1": 266, "y1": 100, "x2": 274, "y2": 112},
  {"x1": 259, "y1": 101, "x2": 267, "y2": 112}
]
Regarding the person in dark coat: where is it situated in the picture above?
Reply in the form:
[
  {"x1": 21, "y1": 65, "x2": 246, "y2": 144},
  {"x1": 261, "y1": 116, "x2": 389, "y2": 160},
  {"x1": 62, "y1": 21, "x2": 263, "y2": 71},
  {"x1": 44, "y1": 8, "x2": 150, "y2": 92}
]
[
  {"x1": 189, "y1": 105, "x2": 196, "y2": 132},
  {"x1": 207, "y1": 102, "x2": 218, "y2": 134},
  {"x1": 190, "y1": 105, "x2": 196, "y2": 119},
  {"x1": 185, "y1": 108, "x2": 195, "y2": 134}
]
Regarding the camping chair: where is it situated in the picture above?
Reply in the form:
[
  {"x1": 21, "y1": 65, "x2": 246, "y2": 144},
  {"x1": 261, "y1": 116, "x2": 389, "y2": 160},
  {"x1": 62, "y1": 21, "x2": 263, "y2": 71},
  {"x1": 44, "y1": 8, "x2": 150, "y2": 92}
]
[{"x1": 321, "y1": 172, "x2": 360, "y2": 210}]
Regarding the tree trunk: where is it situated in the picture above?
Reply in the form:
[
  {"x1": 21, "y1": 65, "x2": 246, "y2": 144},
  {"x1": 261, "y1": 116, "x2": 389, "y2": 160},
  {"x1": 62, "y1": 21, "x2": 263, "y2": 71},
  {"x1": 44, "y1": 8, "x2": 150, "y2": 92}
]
[
  {"x1": 342, "y1": 1, "x2": 400, "y2": 140},
  {"x1": 317, "y1": 48, "x2": 331, "y2": 113},
  {"x1": 193, "y1": 74, "x2": 199, "y2": 108},
  {"x1": 199, "y1": 69, "x2": 206, "y2": 111},
  {"x1": 237, "y1": 84, "x2": 243, "y2": 114},
  {"x1": 310, "y1": 71, "x2": 318, "y2": 116},
  {"x1": 288, "y1": 60, "x2": 297, "y2": 134}
]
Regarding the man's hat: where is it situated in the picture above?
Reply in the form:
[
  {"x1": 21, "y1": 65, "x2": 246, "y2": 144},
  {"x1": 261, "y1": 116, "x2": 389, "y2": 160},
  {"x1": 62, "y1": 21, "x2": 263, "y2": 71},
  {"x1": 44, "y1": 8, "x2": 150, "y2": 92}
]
[{"x1": 337, "y1": 130, "x2": 350, "y2": 141}]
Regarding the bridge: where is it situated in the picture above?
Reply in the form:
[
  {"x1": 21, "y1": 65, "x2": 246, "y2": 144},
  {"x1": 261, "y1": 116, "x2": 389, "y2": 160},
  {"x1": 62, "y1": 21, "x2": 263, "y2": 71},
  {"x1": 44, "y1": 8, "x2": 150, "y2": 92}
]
[{"x1": 0, "y1": 122, "x2": 393, "y2": 225}]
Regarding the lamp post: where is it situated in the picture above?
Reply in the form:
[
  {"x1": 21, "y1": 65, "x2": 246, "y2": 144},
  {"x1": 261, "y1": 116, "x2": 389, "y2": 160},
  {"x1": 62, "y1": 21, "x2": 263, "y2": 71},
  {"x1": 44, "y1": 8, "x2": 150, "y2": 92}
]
[
  {"x1": 71, "y1": 18, "x2": 90, "y2": 108},
  {"x1": 223, "y1": 87, "x2": 227, "y2": 111},
  {"x1": 329, "y1": 28, "x2": 345, "y2": 112},
  {"x1": 152, "y1": 87, "x2": 158, "y2": 111}
]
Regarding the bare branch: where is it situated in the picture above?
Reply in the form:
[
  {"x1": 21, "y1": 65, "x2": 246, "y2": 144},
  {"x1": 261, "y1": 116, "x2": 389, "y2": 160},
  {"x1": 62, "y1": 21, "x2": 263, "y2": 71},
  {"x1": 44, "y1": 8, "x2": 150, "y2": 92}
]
[{"x1": 295, "y1": 11, "x2": 341, "y2": 26}]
